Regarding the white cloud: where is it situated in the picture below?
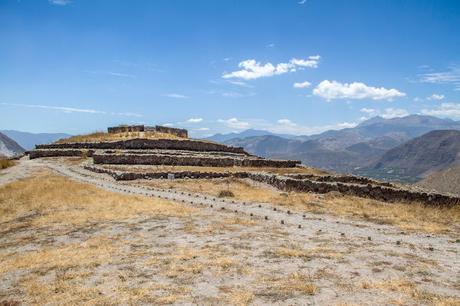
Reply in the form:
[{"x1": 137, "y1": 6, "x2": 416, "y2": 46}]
[
  {"x1": 267, "y1": 43, "x2": 275, "y2": 48},
  {"x1": 222, "y1": 55, "x2": 320, "y2": 80},
  {"x1": 421, "y1": 103, "x2": 460, "y2": 118},
  {"x1": 0, "y1": 103, "x2": 142, "y2": 117},
  {"x1": 298, "y1": 0, "x2": 307, "y2": 4},
  {"x1": 271, "y1": 118, "x2": 357, "y2": 135},
  {"x1": 419, "y1": 66, "x2": 460, "y2": 90},
  {"x1": 293, "y1": 81, "x2": 311, "y2": 89},
  {"x1": 194, "y1": 127, "x2": 210, "y2": 131},
  {"x1": 162, "y1": 123, "x2": 174, "y2": 127},
  {"x1": 313, "y1": 80, "x2": 406, "y2": 101},
  {"x1": 427, "y1": 94, "x2": 445, "y2": 101},
  {"x1": 49, "y1": 0, "x2": 71, "y2": 5},
  {"x1": 86, "y1": 70, "x2": 136, "y2": 78},
  {"x1": 186, "y1": 118, "x2": 203, "y2": 123},
  {"x1": 221, "y1": 91, "x2": 256, "y2": 98},
  {"x1": 360, "y1": 108, "x2": 377, "y2": 114},
  {"x1": 380, "y1": 108, "x2": 409, "y2": 119},
  {"x1": 217, "y1": 118, "x2": 250, "y2": 129},
  {"x1": 162, "y1": 93, "x2": 188, "y2": 99},
  {"x1": 227, "y1": 80, "x2": 254, "y2": 88},
  {"x1": 359, "y1": 107, "x2": 408, "y2": 119}
]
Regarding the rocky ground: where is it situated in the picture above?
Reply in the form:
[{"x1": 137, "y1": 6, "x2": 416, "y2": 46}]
[{"x1": 0, "y1": 157, "x2": 459, "y2": 305}]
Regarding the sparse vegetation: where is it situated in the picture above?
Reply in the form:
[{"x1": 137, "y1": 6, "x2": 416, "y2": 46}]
[
  {"x1": 139, "y1": 177, "x2": 460, "y2": 234},
  {"x1": 0, "y1": 158, "x2": 15, "y2": 169},
  {"x1": 56, "y1": 130, "x2": 181, "y2": 143},
  {"x1": 218, "y1": 189, "x2": 235, "y2": 198}
]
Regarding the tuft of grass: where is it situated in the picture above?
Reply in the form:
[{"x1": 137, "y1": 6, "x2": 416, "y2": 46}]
[
  {"x1": 218, "y1": 190, "x2": 235, "y2": 198},
  {"x1": 0, "y1": 158, "x2": 15, "y2": 170}
]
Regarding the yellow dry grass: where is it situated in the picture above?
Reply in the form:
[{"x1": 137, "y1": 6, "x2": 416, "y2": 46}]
[
  {"x1": 139, "y1": 178, "x2": 460, "y2": 234},
  {"x1": 0, "y1": 158, "x2": 15, "y2": 169},
  {"x1": 103, "y1": 164, "x2": 327, "y2": 175},
  {"x1": 55, "y1": 130, "x2": 181, "y2": 143},
  {"x1": 0, "y1": 171, "x2": 198, "y2": 226},
  {"x1": 361, "y1": 278, "x2": 460, "y2": 305},
  {"x1": 258, "y1": 272, "x2": 317, "y2": 298},
  {"x1": 0, "y1": 172, "x2": 201, "y2": 305}
]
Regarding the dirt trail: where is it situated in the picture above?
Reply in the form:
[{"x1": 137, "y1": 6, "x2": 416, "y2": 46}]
[{"x1": 2, "y1": 158, "x2": 459, "y2": 304}]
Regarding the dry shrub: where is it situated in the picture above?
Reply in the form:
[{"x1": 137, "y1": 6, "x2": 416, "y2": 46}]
[
  {"x1": 218, "y1": 190, "x2": 235, "y2": 198},
  {"x1": 0, "y1": 159, "x2": 15, "y2": 169}
]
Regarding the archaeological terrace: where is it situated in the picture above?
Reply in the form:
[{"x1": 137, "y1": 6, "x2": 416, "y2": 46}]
[{"x1": 28, "y1": 125, "x2": 460, "y2": 207}]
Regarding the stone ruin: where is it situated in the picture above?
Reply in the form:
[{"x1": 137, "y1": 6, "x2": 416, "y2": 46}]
[
  {"x1": 27, "y1": 125, "x2": 460, "y2": 207},
  {"x1": 107, "y1": 124, "x2": 188, "y2": 138}
]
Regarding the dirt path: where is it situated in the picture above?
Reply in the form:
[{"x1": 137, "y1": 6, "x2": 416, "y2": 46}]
[{"x1": 2, "y1": 158, "x2": 459, "y2": 304}]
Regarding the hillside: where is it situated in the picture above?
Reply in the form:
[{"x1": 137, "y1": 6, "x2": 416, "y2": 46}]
[
  {"x1": 416, "y1": 162, "x2": 460, "y2": 196},
  {"x1": 0, "y1": 132, "x2": 25, "y2": 157},
  {"x1": 369, "y1": 130, "x2": 460, "y2": 182},
  {"x1": 223, "y1": 115, "x2": 460, "y2": 173},
  {"x1": 1, "y1": 130, "x2": 71, "y2": 150}
]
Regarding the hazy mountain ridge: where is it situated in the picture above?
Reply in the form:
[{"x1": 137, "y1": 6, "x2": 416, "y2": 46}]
[
  {"x1": 214, "y1": 115, "x2": 460, "y2": 176},
  {"x1": 0, "y1": 130, "x2": 71, "y2": 150},
  {"x1": 0, "y1": 132, "x2": 25, "y2": 157},
  {"x1": 366, "y1": 130, "x2": 460, "y2": 182}
]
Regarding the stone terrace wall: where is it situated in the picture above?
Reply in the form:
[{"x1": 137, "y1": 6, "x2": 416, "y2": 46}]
[
  {"x1": 84, "y1": 165, "x2": 249, "y2": 180},
  {"x1": 287, "y1": 174, "x2": 395, "y2": 188},
  {"x1": 152, "y1": 125, "x2": 188, "y2": 138},
  {"x1": 84, "y1": 164, "x2": 460, "y2": 207},
  {"x1": 107, "y1": 125, "x2": 144, "y2": 134},
  {"x1": 247, "y1": 173, "x2": 460, "y2": 208},
  {"x1": 92, "y1": 153, "x2": 300, "y2": 168},
  {"x1": 36, "y1": 138, "x2": 248, "y2": 154},
  {"x1": 29, "y1": 149, "x2": 94, "y2": 159}
]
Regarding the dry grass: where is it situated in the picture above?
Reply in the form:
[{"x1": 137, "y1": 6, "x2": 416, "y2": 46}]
[
  {"x1": 139, "y1": 178, "x2": 460, "y2": 234},
  {"x1": 271, "y1": 245, "x2": 344, "y2": 260},
  {"x1": 361, "y1": 278, "x2": 460, "y2": 305},
  {"x1": 0, "y1": 171, "x2": 198, "y2": 226},
  {"x1": 258, "y1": 272, "x2": 317, "y2": 299},
  {"x1": 0, "y1": 159, "x2": 15, "y2": 170},
  {"x1": 0, "y1": 172, "x2": 202, "y2": 305},
  {"x1": 103, "y1": 164, "x2": 327, "y2": 175},
  {"x1": 55, "y1": 130, "x2": 181, "y2": 143}
]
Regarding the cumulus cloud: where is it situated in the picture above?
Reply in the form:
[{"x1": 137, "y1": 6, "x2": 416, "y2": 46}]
[
  {"x1": 186, "y1": 118, "x2": 203, "y2": 123},
  {"x1": 421, "y1": 103, "x2": 460, "y2": 118},
  {"x1": 380, "y1": 108, "x2": 409, "y2": 119},
  {"x1": 272, "y1": 118, "x2": 357, "y2": 135},
  {"x1": 313, "y1": 80, "x2": 406, "y2": 101},
  {"x1": 359, "y1": 107, "x2": 408, "y2": 119},
  {"x1": 222, "y1": 55, "x2": 320, "y2": 80},
  {"x1": 427, "y1": 94, "x2": 445, "y2": 101},
  {"x1": 293, "y1": 81, "x2": 311, "y2": 88},
  {"x1": 162, "y1": 93, "x2": 188, "y2": 99},
  {"x1": 217, "y1": 118, "x2": 250, "y2": 129}
]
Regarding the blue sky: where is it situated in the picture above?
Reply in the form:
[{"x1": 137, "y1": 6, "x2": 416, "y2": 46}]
[{"x1": 1, "y1": 0, "x2": 460, "y2": 136}]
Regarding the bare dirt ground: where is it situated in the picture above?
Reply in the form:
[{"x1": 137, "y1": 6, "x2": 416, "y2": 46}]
[{"x1": 0, "y1": 158, "x2": 459, "y2": 305}]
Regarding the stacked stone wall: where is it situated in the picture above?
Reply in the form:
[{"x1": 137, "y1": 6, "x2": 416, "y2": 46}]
[
  {"x1": 92, "y1": 153, "x2": 300, "y2": 168},
  {"x1": 36, "y1": 139, "x2": 248, "y2": 154},
  {"x1": 29, "y1": 149, "x2": 94, "y2": 159},
  {"x1": 107, "y1": 125, "x2": 144, "y2": 133},
  {"x1": 154, "y1": 125, "x2": 188, "y2": 138}
]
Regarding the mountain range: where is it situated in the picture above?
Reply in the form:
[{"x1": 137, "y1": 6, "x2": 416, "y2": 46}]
[
  {"x1": 0, "y1": 132, "x2": 25, "y2": 158},
  {"x1": 0, "y1": 130, "x2": 71, "y2": 150},
  {"x1": 208, "y1": 115, "x2": 460, "y2": 182}
]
